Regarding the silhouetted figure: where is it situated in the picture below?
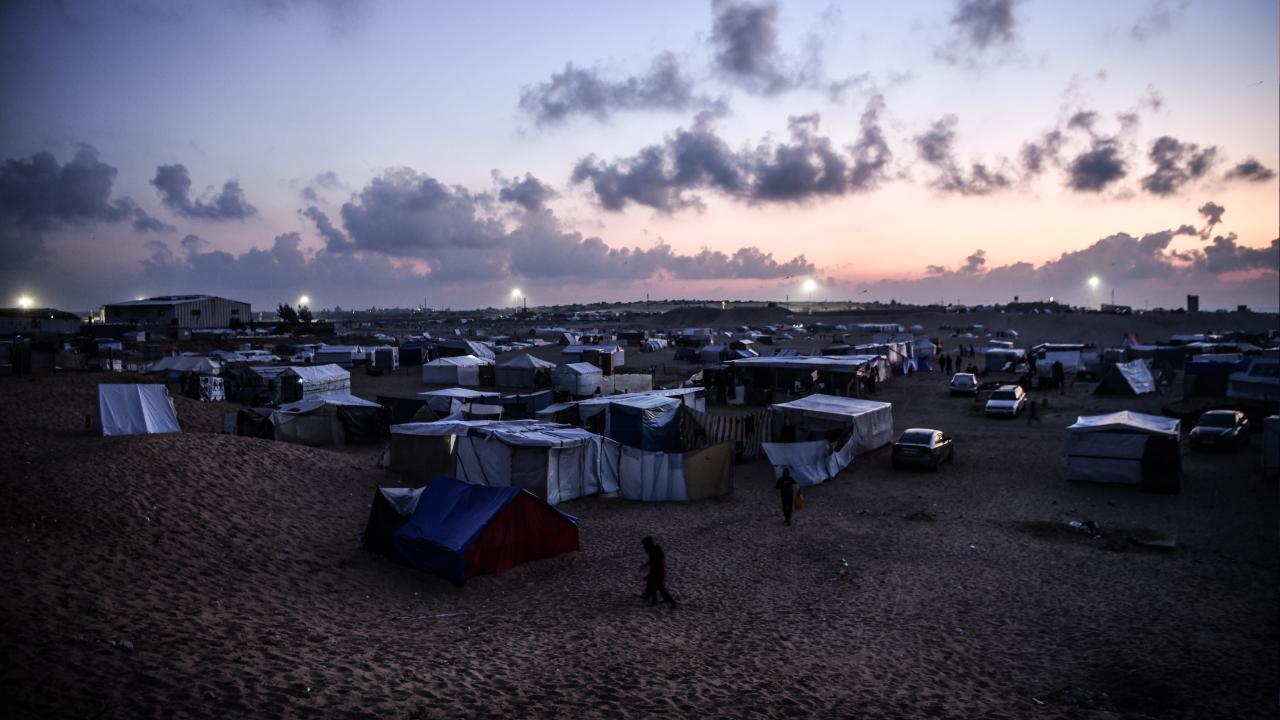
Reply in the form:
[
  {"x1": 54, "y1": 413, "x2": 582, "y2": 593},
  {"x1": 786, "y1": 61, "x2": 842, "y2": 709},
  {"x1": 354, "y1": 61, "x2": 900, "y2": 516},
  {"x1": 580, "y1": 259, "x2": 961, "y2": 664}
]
[
  {"x1": 776, "y1": 469, "x2": 797, "y2": 526},
  {"x1": 640, "y1": 536, "x2": 676, "y2": 607},
  {"x1": 1051, "y1": 361, "x2": 1065, "y2": 396}
]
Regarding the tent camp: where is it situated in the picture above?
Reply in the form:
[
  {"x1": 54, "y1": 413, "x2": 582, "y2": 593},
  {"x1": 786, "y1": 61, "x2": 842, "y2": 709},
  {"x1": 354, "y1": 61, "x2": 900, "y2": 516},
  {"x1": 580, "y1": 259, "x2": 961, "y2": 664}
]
[
  {"x1": 435, "y1": 339, "x2": 495, "y2": 361},
  {"x1": 388, "y1": 476, "x2": 580, "y2": 586},
  {"x1": 495, "y1": 354, "x2": 555, "y2": 388},
  {"x1": 97, "y1": 384, "x2": 181, "y2": 436},
  {"x1": 1066, "y1": 411, "x2": 1181, "y2": 493},
  {"x1": 1094, "y1": 360, "x2": 1157, "y2": 395},
  {"x1": 552, "y1": 362, "x2": 604, "y2": 395},
  {"x1": 271, "y1": 393, "x2": 387, "y2": 446},
  {"x1": 417, "y1": 387, "x2": 501, "y2": 414},
  {"x1": 422, "y1": 355, "x2": 491, "y2": 386},
  {"x1": 764, "y1": 394, "x2": 893, "y2": 485},
  {"x1": 314, "y1": 345, "x2": 363, "y2": 367}
]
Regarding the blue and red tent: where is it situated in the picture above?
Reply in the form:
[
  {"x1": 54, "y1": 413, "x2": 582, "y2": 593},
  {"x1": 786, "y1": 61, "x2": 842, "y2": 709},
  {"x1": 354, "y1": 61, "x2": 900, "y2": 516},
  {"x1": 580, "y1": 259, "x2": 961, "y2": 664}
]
[{"x1": 390, "y1": 476, "x2": 580, "y2": 585}]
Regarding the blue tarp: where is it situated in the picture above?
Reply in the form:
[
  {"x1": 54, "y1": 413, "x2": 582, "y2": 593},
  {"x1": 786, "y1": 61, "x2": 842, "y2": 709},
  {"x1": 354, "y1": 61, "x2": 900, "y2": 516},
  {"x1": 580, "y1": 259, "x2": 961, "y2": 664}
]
[{"x1": 392, "y1": 476, "x2": 520, "y2": 585}]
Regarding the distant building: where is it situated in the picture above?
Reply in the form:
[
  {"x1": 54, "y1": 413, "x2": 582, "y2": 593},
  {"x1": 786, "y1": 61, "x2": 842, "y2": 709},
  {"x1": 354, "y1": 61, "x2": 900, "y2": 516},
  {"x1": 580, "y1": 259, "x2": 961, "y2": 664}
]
[
  {"x1": 100, "y1": 295, "x2": 251, "y2": 329},
  {"x1": 1186, "y1": 294, "x2": 1200, "y2": 313},
  {"x1": 0, "y1": 307, "x2": 83, "y2": 336}
]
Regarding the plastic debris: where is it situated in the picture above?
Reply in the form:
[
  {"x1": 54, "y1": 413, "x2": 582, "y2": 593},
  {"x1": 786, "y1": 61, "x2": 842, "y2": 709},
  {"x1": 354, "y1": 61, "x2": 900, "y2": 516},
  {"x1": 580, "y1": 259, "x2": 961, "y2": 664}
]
[{"x1": 1068, "y1": 520, "x2": 1103, "y2": 539}]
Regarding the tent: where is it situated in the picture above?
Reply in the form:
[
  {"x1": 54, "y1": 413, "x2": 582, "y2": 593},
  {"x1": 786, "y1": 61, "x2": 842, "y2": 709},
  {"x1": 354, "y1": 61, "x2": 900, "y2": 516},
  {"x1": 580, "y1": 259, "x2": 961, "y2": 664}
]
[
  {"x1": 145, "y1": 355, "x2": 220, "y2": 378},
  {"x1": 435, "y1": 339, "x2": 495, "y2": 361},
  {"x1": 699, "y1": 344, "x2": 727, "y2": 364},
  {"x1": 283, "y1": 364, "x2": 351, "y2": 401},
  {"x1": 362, "y1": 487, "x2": 425, "y2": 555},
  {"x1": 552, "y1": 362, "x2": 604, "y2": 395},
  {"x1": 417, "y1": 387, "x2": 502, "y2": 413},
  {"x1": 314, "y1": 345, "x2": 362, "y2": 367},
  {"x1": 1066, "y1": 411, "x2": 1181, "y2": 493},
  {"x1": 495, "y1": 354, "x2": 556, "y2": 388},
  {"x1": 767, "y1": 394, "x2": 893, "y2": 455},
  {"x1": 271, "y1": 393, "x2": 387, "y2": 446},
  {"x1": 422, "y1": 355, "x2": 491, "y2": 386},
  {"x1": 599, "y1": 395, "x2": 682, "y2": 452},
  {"x1": 1094, "y1": 360, "x2": 1156, "y2": 395},
  {"x1": 368, "y1": 345, "x2": 400, "y2": 371},
  {"x1": 980, "y1": 348, "x2": 1026, "y2": 374},
  {"x1": 389, "y1": 476, "x2": 580, "y2": 586},
  {"x1": 97, "y1": 384, "x2": 181, "y2": 436}
]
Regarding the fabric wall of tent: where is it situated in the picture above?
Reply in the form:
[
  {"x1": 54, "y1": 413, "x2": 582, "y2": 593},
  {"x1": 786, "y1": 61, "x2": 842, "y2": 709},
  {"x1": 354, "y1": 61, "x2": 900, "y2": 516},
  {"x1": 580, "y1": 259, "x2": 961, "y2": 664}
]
[
  {"x1": 680, "y1": 406, "x2": 768, "y2": 459},
  {"x1": 1066, "y1": 411, "x2": 1181, "y2": 493},
  {"x1": 763, "y1": 436, "x2": 856, "y2": 486},
  {"x1": 767, "y1": 394, "x2": 893, "y2": 454},
  {"x1": 435, "y1": 339, "x2": 495, "y2": 361},
  {"x1": 422, "y1": 355, "x2": 491, "y2": 386},
  {"x1": 378, "y1": 395, "x2": 430, "y2": 424},
  {"x1": 362, "y1": 487, "x2": 425, "y2": 556},
  {"x1": 387, "y1": 476, "x2": 579, "y2": 586},
  {"x1": 97, "y1": 384, "x2": 181, "y2": 436},
  {"x1": 980, "y1": 348, "x2": 1026, "y2": 374},
  {"x1": 1184, "y1": 354, "x2": 1250, "y2": 399},
  {"x1": 399, "y1": 342, "x2": 428, "y2": 366},
  {"x1": 417, "y1": 387, "x2": 501, "y2": 413},
  {"x1": 595, "y1": 441, "x2": 734, "y2": 502},
  {"x1": 271, "y1": 393, "x2": 388, "y2": 446},
  {"x1": 145, "y1": 355, "x2": 220, "y2": 382},
  {"x1": 283, "y1": 364, "x2": 352, "y2": 402},
  {"x1": 596, "y1": 395, "x2": 682, "y2": 452},
  {"x1": 314, "y1": 345, "x2": 362, "y2": 367},
  {"x1": 495, "y1": 354, "x2": 556, "y2": 388},
  {"x1": 388, "y1": 426, "x2": 459, "y2": 483},
  {"x1": 1094, "y1": 360, "x2": 1157, "y2": 395},
  {"x1": 552, "y1": 362, "x2": 604, "y2": 395},
  {"x1": 493, "y1": 390, "x2": 555, "y2": 420}
]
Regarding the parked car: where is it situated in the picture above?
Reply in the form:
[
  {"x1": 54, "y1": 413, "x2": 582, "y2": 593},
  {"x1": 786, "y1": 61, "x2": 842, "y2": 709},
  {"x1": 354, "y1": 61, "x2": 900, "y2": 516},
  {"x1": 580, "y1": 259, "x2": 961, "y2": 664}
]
[
  {"x1": 984, "y1": 385, "x2": 1027, "y2": 417},
  {"x1": 949, "y1": 373, "x2": 978, "y2": 396},
  {"x1": 1190, "y1": 409, "x2": 1250, "y2": 450},
  {"x1": 892, "y1": 428, "x2": 955, "y2": 471}
]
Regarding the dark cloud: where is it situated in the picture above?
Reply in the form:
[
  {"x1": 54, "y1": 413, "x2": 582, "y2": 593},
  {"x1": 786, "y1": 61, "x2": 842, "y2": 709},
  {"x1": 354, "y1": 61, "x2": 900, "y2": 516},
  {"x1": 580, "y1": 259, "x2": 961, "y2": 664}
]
[
  {"x1": 1224, "y1": 158, "x2": 1276, "y2": 183},
  {"x1": 1197, "y1": 201, "x2": 1225, "y2": 239},
  {"x1": 152, "y1": 164, "x2": 257, "y2": 220},
  {"x1": 572, "y1": 96, "x2": 891, "y2": 212},
  {"x1": 0, "y1": 144, "x2": 169, "y2": 269},
  {"x1": 1065, "y1": 138, "x2": 1127, "y2": 192},
  {"x1": 518, "y1": 53, "x2": 715, "y2": 125},
  {"x1": 914, "y1": 116, "x2": 1012, "y2": 195},
  {"x1": 301, "y1": 206, "x2": 354, "y2": 253},
  {"x1": 1020, "y1": 130, "x2": 1064, "y2": 175},
  {"x1": 937, "y1": 0, "x2": 1019, "y2": 65},
  {"x1": 496, "y1": 173, "x2": 556, "y2": 212},
  {"x1": 1198, "y1": 234, "x2": 1280, "y2": 274},
  {"x1": 1067, "y1": 110, "x2": 1099, "y2": 133},
  {"x1": 300, "y1": 170, "x2": 343, "y2": 202},
  {"x1": 1140, "y1": 135, "x2": 1217, "y2": 196},
  {"x1": 1131, "y1": 0, "x2": 1188, "y2": 42},
  {"x1": 710, "y1": 0, "x2": 795, "y2": 94}
]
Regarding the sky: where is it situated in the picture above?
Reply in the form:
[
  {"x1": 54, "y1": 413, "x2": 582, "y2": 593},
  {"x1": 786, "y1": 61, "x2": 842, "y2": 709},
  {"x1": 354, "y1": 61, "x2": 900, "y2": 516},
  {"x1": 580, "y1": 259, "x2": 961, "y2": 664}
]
[{"x1": 1, "y1": 0, "x2": 1277, "y2": 313}]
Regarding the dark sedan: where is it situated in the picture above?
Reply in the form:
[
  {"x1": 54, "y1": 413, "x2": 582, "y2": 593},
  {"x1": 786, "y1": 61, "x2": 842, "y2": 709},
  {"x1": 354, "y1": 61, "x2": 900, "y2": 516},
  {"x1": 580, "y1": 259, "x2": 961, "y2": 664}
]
[
  {"x1": 1190, "y1": 410, "x2": 1250, "y2": 450},
  {"x1": 892, "y1": 428, "x2": 955, "y2": 471}
]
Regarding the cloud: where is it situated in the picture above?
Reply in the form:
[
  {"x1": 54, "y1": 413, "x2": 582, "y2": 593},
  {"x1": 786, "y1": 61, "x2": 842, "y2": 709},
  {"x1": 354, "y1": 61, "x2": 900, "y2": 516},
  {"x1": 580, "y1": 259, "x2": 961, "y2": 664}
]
[
  {"x1": 1140, "y1": 135, "x2": 1217, "y2": 196},
  {"x1": 1197, "y1": 201, "x2": 1225, "y2": 239},
  {"x1": 1020, "y1": 130, "x2": 1065, "y2": 175},
  {"x1": 937, "y1": 0, "x2": 1020, "y2": 65},
  {"x1": 573, "y1": 95, "x2": 891, "y2": 212},
  {"x1": 518, "y1": 53, "x2": 716, "y2": 125},
  {"x1": 1224, "y1": 158, "x2": 1276, "y2": 183},
  {"x1": 1131, "y1": 0, "x2": 1188, "y2": 42},
  {"x1": 151, "y1": 164, "x2": 257, "y2": 220},
  {"x1": 234, "y1": 0, "x2": 376, "y2": 36},
  {"x1": 301, "y1": 205, "x2": 353, "y2": 253},
  {"x1": 1065, "y1": 138, "x2": 1127, "y2": 192},
  {"x1": 1197, "y1": 234, "x2": 1280, "y2": 274},
  {"x1": 913, "y1": 116, "x2": 1012, "y2": 195},
  {"x1": 710, "y1": 0, "x2": 797, "y2": 94},
  {"x1": 0, "y1": 144, "x2": 170, "y2": 269},
  {"x1": 496, "y1": 173, "x2": 556, "y2": 212}
]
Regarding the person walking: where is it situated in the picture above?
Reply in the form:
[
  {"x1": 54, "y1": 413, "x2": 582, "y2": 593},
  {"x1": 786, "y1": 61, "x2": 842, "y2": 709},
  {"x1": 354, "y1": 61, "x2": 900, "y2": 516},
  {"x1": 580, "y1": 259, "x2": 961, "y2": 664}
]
[
  {"x1": 776, "y1": 469, "x2": 797, "y2": 526},
  {"x1": 640, "y1": 536, "x2": 677, "y2": 608}
]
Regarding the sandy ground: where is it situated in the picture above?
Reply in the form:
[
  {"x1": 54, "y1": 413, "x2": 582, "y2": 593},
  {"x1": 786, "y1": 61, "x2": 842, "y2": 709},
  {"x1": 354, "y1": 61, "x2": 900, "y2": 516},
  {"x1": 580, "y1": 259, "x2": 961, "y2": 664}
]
[{"x1": 1, "y1": 324, "x2": 1277, "y2": 718}]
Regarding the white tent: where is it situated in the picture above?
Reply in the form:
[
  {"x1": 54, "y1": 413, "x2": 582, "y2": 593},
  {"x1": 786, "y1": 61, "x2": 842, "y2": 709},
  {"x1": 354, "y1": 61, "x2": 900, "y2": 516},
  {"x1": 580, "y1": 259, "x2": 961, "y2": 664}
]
[
  {"x1": 552, "y1": 362, "x2": 604, "y2": 395},
  {"x1": 421, "y1": 355, "x2": 490, "y2": 386},
  {"x1": 763, "y1": 437, "x2": 855, "y2": 486},
  {"x1": 495, "y1": 353, "x2": 555, "y2": 388},
  {"x1": 1066, "y1": 411, "x2": 1181, "y2": 491},
  {"x1": 145, "y1": 356, "x2": 220, "y2": 376},
  {"x1": 271, "y1": 393, "x2": 384, "y2": 446},
  {"x1": 1094, "y1": 360, "x2": 1156, "y2": 395},
  {"x1": 285, "y1": 364, "x2": 351, "y2": 398},
  {"x1": 768, "y1": 394, "x2": 894, "y2": 454},
  {"x1": 97, "y1": 384, "x2": 181, "y2": 436},
  {"x1": 314, "y1": 345, "x2": 363, "y2": 367},
  {"x1": 416, "y1": 387, "x2": 501, "y2": 413}
]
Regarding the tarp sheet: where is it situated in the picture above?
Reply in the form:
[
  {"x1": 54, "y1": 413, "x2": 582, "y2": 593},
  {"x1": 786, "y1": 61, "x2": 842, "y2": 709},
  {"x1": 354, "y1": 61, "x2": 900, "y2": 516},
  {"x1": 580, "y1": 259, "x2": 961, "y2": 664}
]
[
  {"x1": 763, "y1": 434, "x2": 856, "y2": 486},
  {"x1": 97, "y1": 384, "x2": 181, "y2": 436}
]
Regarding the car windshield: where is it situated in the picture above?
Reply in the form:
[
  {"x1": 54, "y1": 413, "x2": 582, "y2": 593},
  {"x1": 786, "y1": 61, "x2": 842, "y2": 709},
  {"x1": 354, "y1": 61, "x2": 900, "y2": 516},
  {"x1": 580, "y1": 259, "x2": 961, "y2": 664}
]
[
  {"x1": 900, "y1": 431, "x2": 934, "y2": 445},
  {"x1": 991, "y1": 390, "x2": 1017, "y2": 401},
  {"x1": 1198, "y1": 414, "x2": 1235, "y2": 428},
  {"x1": 952, "y1": 375, "x2": 974, "y2": 385}
]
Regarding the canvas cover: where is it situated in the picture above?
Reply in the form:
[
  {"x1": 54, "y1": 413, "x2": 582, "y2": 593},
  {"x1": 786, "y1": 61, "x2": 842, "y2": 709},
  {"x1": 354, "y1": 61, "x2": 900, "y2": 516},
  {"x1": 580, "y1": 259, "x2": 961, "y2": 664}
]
[
  {"x1": 763, "y1": 435, "x2": 857, "y2": 486},
  {"x1": 417, "y1": 387, "x2": 501, "y2": 412},
  {"x1": 1094, "y1": 360, "x2": 1156, "y2": 395},
  {"x1": 271, "y1": 393, "x2": 385, "y2": 446},
  {"x1": 552, "y1": 362, "x2": 603, "y2": 395},
  {"x1": 1066, "y1": 411, "x2": 1181, "y2": 490},
  {"x1": 286, "y1": 364, "x2": 351, "y2": 398},
  {"x1": 495, "y1": 354, "x2": 555, "y2": 388},
  {"x1": 146, "y1": 356, "x2": 220, "y2": 376},
  {"x1": 422, "y1": 355, "x2": 490, "y2": 386},
  {"x1": 362, "y1": 487, "x2": 425, "y2": 555},
  {"x1": 390, "y1": 476, "x2": 579, "y2": 585},
  {"x1": 768, "y1": 394, "x2": 893, "y2": 454},
  {"x1": 97, "y1": 384, "x2": 181, "y2": 436},
  {"x1": 314, "y1": 346, "x2": 362, "y2": 367},
  {"x1": 388, "y1": 430, "x2": 456, "y2": 483}
]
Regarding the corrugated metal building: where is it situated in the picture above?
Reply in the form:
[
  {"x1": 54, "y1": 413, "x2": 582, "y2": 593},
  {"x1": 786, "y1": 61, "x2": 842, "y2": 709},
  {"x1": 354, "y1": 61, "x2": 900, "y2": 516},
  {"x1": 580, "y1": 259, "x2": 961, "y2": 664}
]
[
  {"x1": 100, "y1": 295, "x2": 251, "y2": 329},
  {"x1": 0, "y1": 307, "x2": 83, "y2": 336}
]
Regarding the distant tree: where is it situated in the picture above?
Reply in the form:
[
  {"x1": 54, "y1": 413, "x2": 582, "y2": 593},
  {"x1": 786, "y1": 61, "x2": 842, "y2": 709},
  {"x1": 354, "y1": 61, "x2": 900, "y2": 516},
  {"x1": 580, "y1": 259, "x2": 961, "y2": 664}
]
[
  {"x1": 297, "y1": 305, "x2": 314, "y2": 324},
  {"x1": 277, "y1": 303, "x2": 299, "y2": 323}
]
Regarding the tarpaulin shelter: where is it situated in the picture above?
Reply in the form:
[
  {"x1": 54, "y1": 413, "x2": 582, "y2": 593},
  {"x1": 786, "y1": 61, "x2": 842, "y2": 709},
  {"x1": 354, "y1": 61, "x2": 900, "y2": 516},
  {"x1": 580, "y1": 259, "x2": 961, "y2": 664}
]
[
  {"x1": 980, "y1": 348, "x2": 1026, "y2": 374},
  {"x1": 145, "y1": 355, "x2": 220, "y2": 380},
  {"x1": 495, "y1": 353, "x2": 555, "y2": 388},
  {"x1": 1066, "y1": 411, "x2": 1181, "y2": 493},
  {"x1": 388, "y1": 476, "x2": 579, "y2": 586},
  {"x1": 1094, "y1": 360, "x2": 1157, "y2": 395},
  {"x1": 699, "y1": 344, "x2": 727, "y2": 364},
  {"x1": 96, "y1": 384, "x2": 181, "y2": 436},
  {"x1": 435, "y1": 339, "x2": 495, "y2": 361},
  {"x1": 767, "y1": 394, "x2": 893, "y2": 454},
  {"x1": 378, "y1": 395, "x2": 430, "y2": 424},
  {"x1": 362, "y1": 487, "x2": 425, "y2": 555},
  {"x1": 1183, "y1": 353, "x2": 1249, "y2": 399},
  {"x1": 552, "y1": 362, "x2": 604, "y2": 395},
  {"x1": 271, "y1": 393, "x2": 387, "y2": 446},
  {"x1": 493, "y1": 390, "x2": 556, "y2": 420},
  {"x1": 282, "y1": 364, "x2": 351, "y2": 401},
  {"x1": 599, "y1": 395, "x2": 682, "y2": 452},
  {"x1": 399, "y1": 341, "x2": 428, "y2": 366},
  {"x1": 417, "y1": 387, "x2": 501, "y2": 413},
  {"x1": 314, "y1": 345, "x2": 363, "y2": 367},
  {"x1": 422, "y1": 355, "x2": 491, "y2": 386}
]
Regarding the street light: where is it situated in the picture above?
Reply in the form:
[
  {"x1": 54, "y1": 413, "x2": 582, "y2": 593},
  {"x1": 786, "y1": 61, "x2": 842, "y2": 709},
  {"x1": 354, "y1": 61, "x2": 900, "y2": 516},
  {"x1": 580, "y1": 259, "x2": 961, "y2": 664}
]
[
  {"x1": 802, "y1": 279, "x2": 818, "y2": 313},
  {"x1": 1087, "y1": 276, "x2": 1100, "y2": 289},
  {"x1": 299, "y1": 295, "x2": 310, "y2": 306},
  {"x1": 17, "y1": 295, "x2": 33, "y2": 309}
]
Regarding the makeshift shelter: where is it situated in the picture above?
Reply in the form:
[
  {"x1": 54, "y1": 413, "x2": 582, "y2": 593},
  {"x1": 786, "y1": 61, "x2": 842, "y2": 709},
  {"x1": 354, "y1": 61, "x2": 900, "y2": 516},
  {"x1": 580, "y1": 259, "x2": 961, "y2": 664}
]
[
  {"x1": 767, "y1": 394, "x2": 893, "y2": 454},
  {"x1": 145, "y1": 355, "x2": 220, "y2": 379},
  {"x1": 389, "y1": 476, "x2": 580, "y2": 586},
  {"x1": 271, "y1": 393, "x2": 387, "y2": 446},
  {"x1": 314, "y1": 345, "x2": 362, "y2": 367},
  {"x1": 399, "y1": 341, "x2": 428, "y2": 366},
  {"x1": 96, "y1": 384, "x2": 181, "y2": 436},
  {"x1": 698, "y1": 344, "x2": 727, "y2": 364},
  {"x1": 1183, "y1": 353, "x2": 1249, "y2": 399},
  {"x1": 388, "y1": 426, "x2": 459, "y2": 483},
  {"x1": 282, "y1": 364, "x2": 351, "y2": 402},
  {"x1": 552, "y1": 362, "x2": 604, "y2": 395},
  {"x1": 1094, "y1": 360, "x2": 1156, "y2": 395},
  {"x1": 599, "y1": 395, "x2": 682, "y2": 452},
  {"x1": 1066, "y1": 411, "x2": 1181, "y2": 493},
  {"x1": 417, "y1": 387, "x2": 502, "y2": 414},
  {"x1": 562, "y1": 344, "x2": 625, "y2": 374},
  {"x1": 435, "y1": 339, "x2": 495, "y2": 361},
  {"x1": 496, "y1": 354, "x2": 555, "y2": 388},
  {"x1": 980, "y1": 348, "x2": 1026, "y2": 374},
  {"x1": 368, "y1": 345, "x2": 400, "y2": 371},
  {"x1": 422, "y1": 355, "x2": 491, "y2": 386},
  {"x1": 362, "y1": 487, "x2": 425, "y2": 555}
]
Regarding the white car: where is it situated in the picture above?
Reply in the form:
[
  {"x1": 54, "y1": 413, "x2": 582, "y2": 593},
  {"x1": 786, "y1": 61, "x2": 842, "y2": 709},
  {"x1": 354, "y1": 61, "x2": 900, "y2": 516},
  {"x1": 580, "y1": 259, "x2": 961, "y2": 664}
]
[
  {"x1": 984, "y1": 385, "x2": 1026, "y2": 417},
  {"x1": 949, "y1": 373, "x2": 978, "y2": 396}
]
